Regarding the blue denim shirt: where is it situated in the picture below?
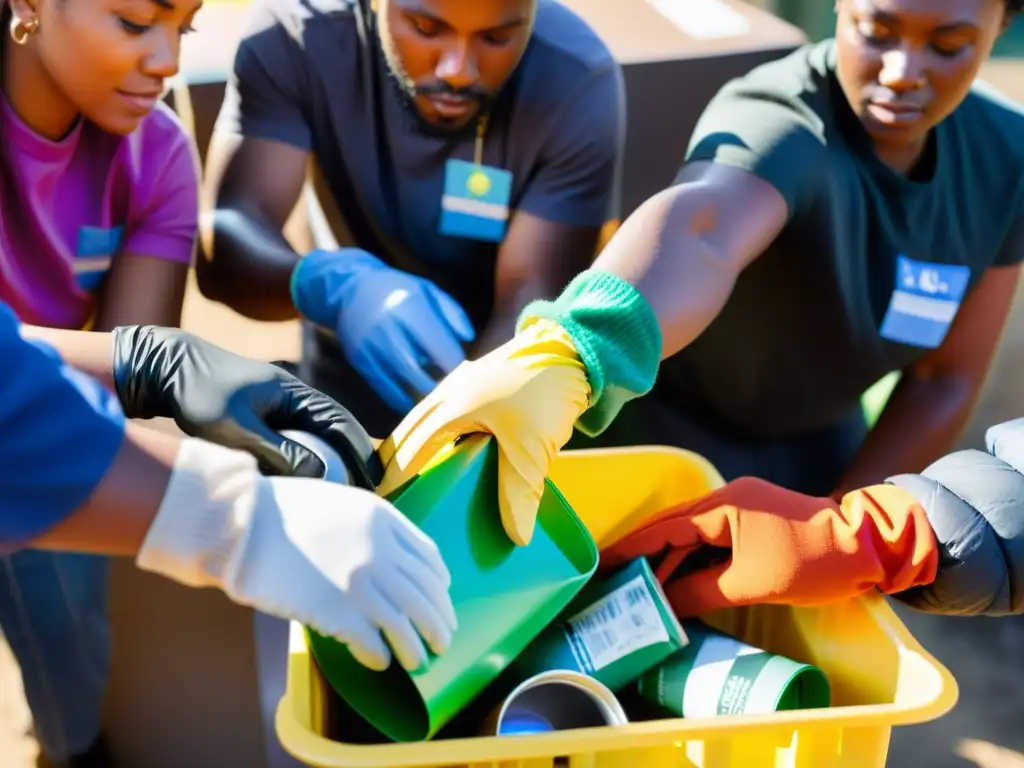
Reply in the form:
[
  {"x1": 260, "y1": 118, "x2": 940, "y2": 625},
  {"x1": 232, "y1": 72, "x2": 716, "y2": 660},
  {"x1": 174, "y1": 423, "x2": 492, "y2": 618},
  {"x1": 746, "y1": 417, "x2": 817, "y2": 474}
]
[{"x1": 0, "y1": 302, "x2": 125, "y2": 552}]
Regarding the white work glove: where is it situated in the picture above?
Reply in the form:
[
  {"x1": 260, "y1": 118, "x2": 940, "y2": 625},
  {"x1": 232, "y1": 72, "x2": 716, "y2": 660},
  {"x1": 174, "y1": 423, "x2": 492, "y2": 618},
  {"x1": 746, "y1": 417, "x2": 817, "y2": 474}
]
[{"x1": 136, "y1": 438, "x2": 457, "y2": 672}]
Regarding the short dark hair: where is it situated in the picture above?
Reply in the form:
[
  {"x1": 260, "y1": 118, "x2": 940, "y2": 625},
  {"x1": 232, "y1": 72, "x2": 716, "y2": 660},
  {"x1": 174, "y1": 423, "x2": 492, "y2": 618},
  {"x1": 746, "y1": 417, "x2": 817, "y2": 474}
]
[{"x1": 1008, "y1": 0, "x2": 1024, "y2": 17}]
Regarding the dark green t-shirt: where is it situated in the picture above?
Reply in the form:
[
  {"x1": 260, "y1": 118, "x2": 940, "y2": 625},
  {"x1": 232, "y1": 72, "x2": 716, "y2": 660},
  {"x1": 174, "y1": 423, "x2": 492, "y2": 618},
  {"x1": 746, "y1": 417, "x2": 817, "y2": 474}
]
[{"x1": 570, "y1": 40, "x2": 1024, "y2": 492}]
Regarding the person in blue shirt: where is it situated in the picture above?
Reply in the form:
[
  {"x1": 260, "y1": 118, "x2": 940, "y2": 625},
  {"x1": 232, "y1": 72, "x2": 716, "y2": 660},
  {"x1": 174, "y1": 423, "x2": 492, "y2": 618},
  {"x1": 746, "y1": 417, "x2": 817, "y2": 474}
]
[{"x1": 2, "y1": 303, "x2": 456, "y2": 688}]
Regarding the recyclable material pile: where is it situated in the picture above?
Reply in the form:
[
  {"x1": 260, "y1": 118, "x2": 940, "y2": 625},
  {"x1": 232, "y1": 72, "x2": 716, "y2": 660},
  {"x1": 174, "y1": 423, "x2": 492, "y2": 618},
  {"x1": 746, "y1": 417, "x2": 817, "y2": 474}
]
[{"x1": 306, "y1": 436, "x2": 831, "y2": 745}]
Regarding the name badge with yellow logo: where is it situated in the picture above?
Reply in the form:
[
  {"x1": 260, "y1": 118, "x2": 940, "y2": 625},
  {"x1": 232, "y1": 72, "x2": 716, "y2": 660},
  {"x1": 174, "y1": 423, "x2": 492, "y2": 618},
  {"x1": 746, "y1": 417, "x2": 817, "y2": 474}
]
[{"x1": 439, "y1": 159, "x2": 512, "y2": 243}]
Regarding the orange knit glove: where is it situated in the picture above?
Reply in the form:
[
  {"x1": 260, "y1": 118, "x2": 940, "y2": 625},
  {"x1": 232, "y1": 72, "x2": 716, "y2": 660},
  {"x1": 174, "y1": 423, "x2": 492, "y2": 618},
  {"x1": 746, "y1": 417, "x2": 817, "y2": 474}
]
[{"x1": 600, "y1": 477, "x2": 939, "y2": 617}]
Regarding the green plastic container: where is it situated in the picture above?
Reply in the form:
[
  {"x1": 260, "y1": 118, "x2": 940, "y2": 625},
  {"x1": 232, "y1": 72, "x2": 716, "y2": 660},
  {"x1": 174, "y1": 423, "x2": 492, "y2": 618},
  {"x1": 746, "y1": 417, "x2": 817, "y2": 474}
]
[{"x1": 306, "y1": 435, "x2": 599, "y2": 743}]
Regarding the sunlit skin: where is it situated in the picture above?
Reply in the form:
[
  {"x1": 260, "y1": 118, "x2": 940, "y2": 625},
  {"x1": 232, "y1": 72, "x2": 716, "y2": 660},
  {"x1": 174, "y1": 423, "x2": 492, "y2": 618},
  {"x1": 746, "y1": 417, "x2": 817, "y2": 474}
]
[
  {"x1": 376, "y1": 0, "x2": 536, "y2": 131},
  {"x1": 834, "y1": 0, "x2": 1009, "y2": 172},
  {"x1": 3, "y1": 0, "x2": 201, "y2": 140}
]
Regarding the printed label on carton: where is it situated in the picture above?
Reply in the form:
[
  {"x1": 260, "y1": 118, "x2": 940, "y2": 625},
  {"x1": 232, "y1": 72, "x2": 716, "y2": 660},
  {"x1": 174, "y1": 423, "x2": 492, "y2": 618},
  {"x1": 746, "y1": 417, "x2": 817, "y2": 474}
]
[{"x1": 564, "y1": 575, "x2": 670, "y2": 672}]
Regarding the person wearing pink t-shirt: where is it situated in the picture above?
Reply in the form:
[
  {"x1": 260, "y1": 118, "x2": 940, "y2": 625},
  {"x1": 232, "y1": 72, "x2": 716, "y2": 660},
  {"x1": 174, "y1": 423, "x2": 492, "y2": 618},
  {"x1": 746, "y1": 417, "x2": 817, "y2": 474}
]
[{"x1": 1, "y1": 0, "x2": 200, "y2": 762}]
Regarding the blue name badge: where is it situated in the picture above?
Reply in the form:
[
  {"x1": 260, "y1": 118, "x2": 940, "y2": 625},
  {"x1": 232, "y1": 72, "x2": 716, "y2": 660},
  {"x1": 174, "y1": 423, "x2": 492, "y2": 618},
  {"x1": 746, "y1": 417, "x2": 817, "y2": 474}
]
[
  {"x1": 439, "y1": 159, "x2": 512, "y2": 243},
  {"x1": 75, "y1": 225, "x2": 123, "y2": 292},
  {"x1": 879, "y1": 255, "x2": 971, "y2": 349}
]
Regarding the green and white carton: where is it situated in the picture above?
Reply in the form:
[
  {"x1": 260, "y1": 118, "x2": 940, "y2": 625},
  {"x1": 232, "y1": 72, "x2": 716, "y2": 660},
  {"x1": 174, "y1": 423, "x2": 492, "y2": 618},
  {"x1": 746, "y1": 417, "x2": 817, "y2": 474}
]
[
  {"x1": 637, "y1": 620, "x2": 831, "y2": 718},
  {"x1": 506, "y1": 558, "x2": 689, "y2": 693}
]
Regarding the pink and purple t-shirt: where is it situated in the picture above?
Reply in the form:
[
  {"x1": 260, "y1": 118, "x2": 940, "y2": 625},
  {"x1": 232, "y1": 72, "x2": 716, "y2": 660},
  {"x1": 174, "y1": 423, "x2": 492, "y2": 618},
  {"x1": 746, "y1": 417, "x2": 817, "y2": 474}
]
[{"x1": 0, "y1": 96, "x2": 199, "y2": 330}]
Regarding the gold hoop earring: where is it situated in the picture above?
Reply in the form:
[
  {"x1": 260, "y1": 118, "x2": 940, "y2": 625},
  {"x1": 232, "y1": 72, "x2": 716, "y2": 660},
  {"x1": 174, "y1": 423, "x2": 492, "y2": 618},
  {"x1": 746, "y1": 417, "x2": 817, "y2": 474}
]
[{"x1": 10, "y1": 16, "x2": 40, "y2": 45}]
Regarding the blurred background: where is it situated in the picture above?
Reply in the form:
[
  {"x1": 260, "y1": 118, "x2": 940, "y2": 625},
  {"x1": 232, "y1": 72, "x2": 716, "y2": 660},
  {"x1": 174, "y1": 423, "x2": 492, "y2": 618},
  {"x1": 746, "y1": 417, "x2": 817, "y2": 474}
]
[
  {"x1": 2, "y1": 2, "x2": 1023, "y2": 766},
  {"x1": 757, "y1": 0, "x2": 1024, "y2": 55}
]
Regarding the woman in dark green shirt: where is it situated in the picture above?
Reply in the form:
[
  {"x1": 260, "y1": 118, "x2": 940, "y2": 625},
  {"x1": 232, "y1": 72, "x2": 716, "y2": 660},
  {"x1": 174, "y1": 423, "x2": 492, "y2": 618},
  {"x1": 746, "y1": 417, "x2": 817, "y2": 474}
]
[
  {"x1": 564, "y1": 0, "x2": 1024, "y2": 498},
  {"x1": 378, "y1": 0, "x2": 1024, "y2": 548}
]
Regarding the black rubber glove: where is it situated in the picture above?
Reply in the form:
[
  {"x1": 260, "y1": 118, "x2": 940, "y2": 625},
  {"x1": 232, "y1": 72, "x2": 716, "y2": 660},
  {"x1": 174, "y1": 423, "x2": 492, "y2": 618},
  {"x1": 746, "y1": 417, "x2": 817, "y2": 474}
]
[{"x1": 112, "y1": 325, "x2": 382, "y2": 485}]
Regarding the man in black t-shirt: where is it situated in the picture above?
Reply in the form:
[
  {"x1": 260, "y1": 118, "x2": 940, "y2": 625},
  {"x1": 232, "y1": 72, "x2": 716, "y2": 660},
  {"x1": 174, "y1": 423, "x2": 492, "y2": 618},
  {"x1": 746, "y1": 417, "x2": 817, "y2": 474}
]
[{"x1": 198, "y1": 0, "x2": 624, "y2": 438}]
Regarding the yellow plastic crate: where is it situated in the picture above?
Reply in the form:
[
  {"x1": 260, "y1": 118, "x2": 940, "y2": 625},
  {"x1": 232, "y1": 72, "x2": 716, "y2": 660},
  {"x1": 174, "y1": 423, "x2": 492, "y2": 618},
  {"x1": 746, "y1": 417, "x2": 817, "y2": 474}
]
[{"x1": 276, "y1": 445, "x2": 958, "y2": 768}]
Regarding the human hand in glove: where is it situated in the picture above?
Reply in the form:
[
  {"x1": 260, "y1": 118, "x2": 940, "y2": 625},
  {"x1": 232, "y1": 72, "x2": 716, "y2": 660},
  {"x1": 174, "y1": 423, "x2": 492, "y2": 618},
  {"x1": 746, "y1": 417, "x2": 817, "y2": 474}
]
[
  {"x1": 377, "y1": 317, "x2": 591, "y2": 546},
  {"x1": 291, "y1": 249, "x2": 475, "y2": 414},
  {"x1": 137, "y1": 438, "x2": 457, "y2": 671},
  {"x1": 112, "y1": 325, "x2": 381, "y2": 486},
  {"x1": 601, "y1": 477, "x2": 939, "y2": 616}
]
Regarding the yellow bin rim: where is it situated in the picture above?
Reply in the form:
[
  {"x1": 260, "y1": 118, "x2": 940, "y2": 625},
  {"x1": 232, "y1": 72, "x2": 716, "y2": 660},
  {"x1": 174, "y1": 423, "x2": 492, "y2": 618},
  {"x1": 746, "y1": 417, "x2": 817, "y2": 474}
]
[{"x1": 275, "y1": 444, "x2": 959, "y2": 768}]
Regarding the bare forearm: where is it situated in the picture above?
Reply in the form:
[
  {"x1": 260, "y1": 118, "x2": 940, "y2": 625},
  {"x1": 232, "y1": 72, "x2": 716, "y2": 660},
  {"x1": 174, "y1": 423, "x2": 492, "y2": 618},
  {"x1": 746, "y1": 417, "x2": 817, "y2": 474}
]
[
  {"x1": 591, "y1": 187, "x2": 740, "y2": 359},
  {"x1": 93, "y1": 261, "x2": 188, "y2": 333},
  {"x1": 472, "y1": 313, "x2": 518, "y2": 358},
  {"x1": 476, "y1": 279, "x2": 564, "y2": 357},
  {"x1": 833, "y1": 373, "x2": 980, "y2": 496},
  {"x1": 199, "y1": 205, "x2": 302, "y2": 321},
  {"x1": 20, "y1": 325, "x2": 116, "y2": 390},
  {"x1": 94, "y1": 305, "x2": 179, "y2": 334},
  {"x1": 32, "y1": 422, "x2": 179, "y2": 555}
]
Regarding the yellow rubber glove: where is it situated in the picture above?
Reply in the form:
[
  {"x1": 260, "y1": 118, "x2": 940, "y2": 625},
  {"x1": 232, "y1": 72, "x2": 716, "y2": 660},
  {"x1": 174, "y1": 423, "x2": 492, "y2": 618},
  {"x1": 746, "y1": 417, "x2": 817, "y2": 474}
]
[{"x1": 376, "y1": 318, "x2": 591, "y2": 546}]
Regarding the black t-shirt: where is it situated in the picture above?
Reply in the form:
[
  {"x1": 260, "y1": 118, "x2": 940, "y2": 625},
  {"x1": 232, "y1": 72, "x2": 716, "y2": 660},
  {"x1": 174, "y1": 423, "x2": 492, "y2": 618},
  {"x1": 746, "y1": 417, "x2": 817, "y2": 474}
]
[{"x1": 570, "y1": 40, "x2": 1024, "y2": 493}]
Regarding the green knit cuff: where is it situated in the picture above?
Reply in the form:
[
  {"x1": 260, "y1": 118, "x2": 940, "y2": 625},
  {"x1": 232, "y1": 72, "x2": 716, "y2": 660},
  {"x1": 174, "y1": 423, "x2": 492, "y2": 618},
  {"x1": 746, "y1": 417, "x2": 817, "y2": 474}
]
[{"x1": 518, "y1": 269, "x2": 661, "y2": 436}]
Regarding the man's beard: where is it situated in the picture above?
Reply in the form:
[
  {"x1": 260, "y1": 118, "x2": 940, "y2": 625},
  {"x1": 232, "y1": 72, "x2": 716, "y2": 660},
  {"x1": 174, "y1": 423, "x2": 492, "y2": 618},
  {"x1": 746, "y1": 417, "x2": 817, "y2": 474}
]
[{"x1": 380, "y1": 42, "x2": 495, "y2": 138}]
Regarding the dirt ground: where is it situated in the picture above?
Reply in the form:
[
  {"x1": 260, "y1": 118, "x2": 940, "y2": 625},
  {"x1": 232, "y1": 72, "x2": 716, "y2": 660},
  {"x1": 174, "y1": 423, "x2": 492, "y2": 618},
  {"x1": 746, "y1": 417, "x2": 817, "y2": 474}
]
[{"x1": 3, "y1": 60, "x2": 1024, "y2": 768}]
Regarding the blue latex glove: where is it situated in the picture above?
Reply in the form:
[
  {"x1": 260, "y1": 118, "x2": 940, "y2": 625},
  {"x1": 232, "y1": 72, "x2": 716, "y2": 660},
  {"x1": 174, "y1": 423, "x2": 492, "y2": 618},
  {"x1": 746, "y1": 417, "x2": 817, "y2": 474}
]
[{"x1": 291, "y1": 249, "x2": 475, "y2": 413}]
